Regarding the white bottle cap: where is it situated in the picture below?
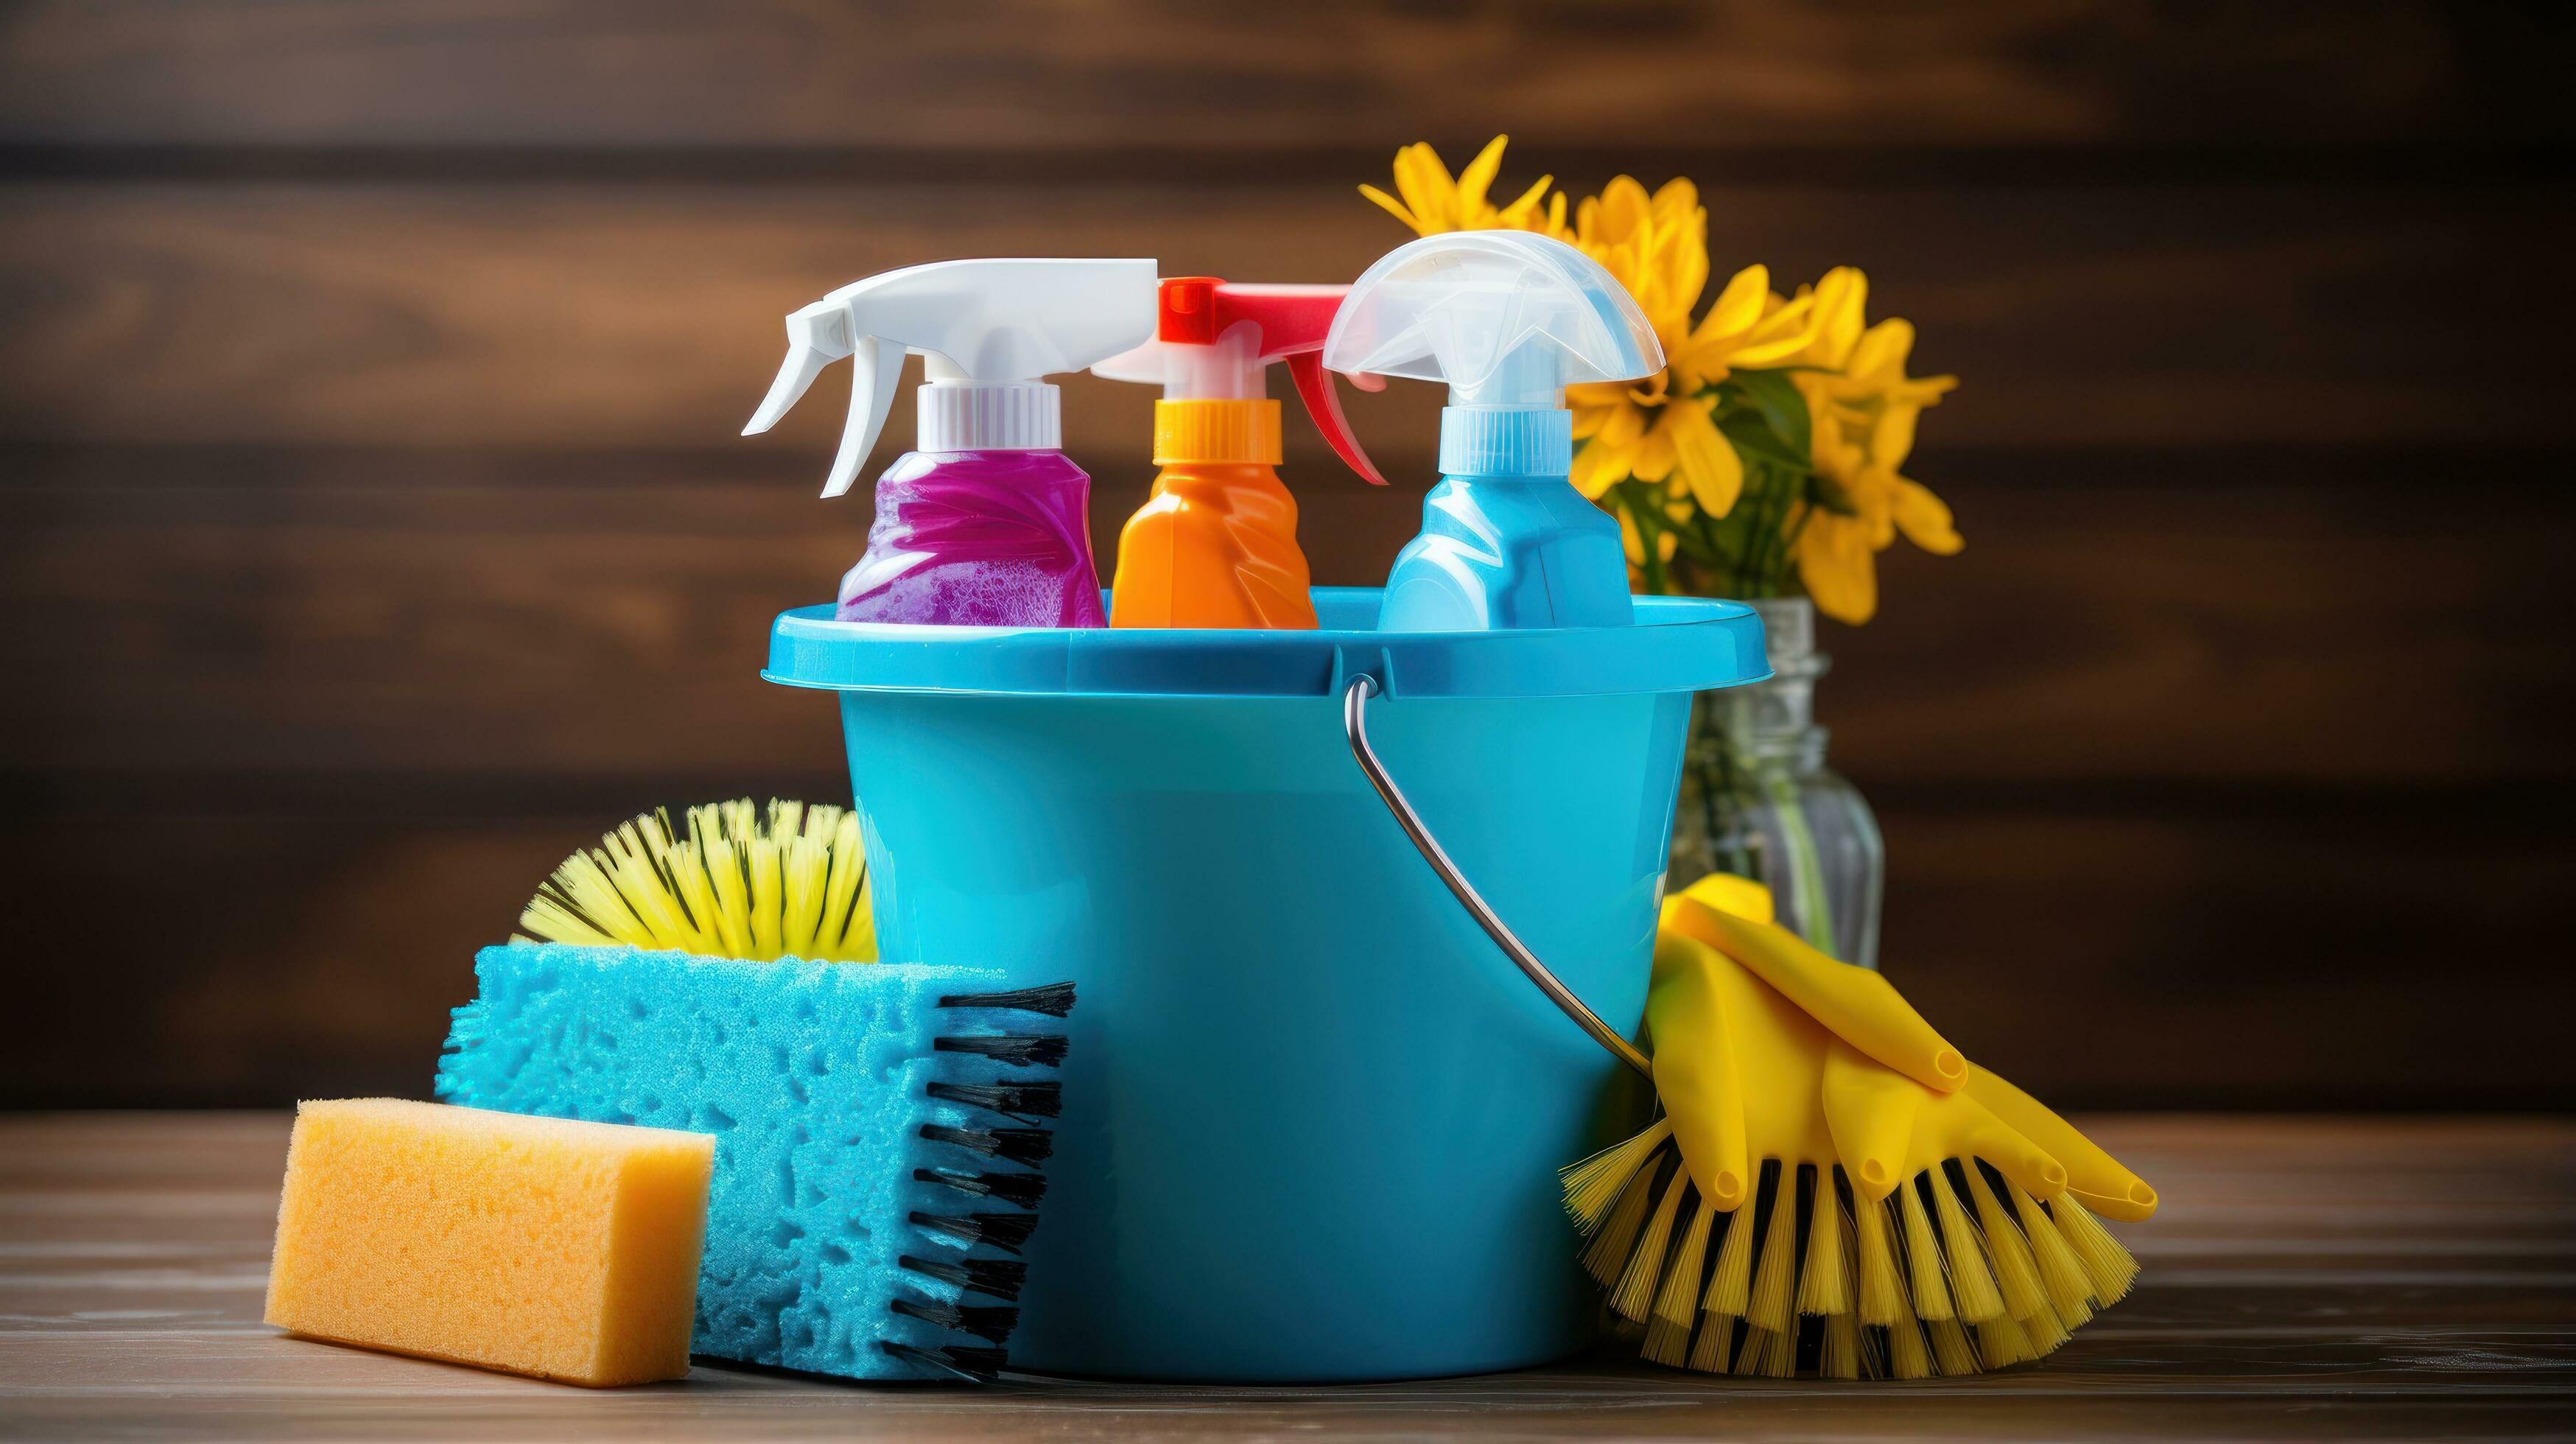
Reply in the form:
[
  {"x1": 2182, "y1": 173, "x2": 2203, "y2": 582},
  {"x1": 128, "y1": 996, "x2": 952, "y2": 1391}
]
[{"x1": 917, "y1": 380, "x2": 1060, "y2": 452}]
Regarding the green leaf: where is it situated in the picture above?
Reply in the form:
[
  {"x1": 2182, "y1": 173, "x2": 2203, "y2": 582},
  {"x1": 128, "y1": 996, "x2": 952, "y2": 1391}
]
[
  {"x1": 1808, "y1": 467, "x2": 1859, "y2": 516},
  {"x1": 1666, "y1": 517, "x2": 1721, "y2": 567},
  {"x1": 1714, "y1": 406, "x2": 1807, "y2": 470},
  {"x1": 1727, "y1": 368, "x2": 1811, "y2": 459}
]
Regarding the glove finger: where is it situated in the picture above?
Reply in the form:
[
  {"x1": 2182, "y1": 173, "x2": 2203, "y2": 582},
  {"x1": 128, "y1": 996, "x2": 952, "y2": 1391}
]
[
  {"x1": 1647, "y1": 933, "x2": 1752, "y2": 1212},
  {"x1": 1967, "y1": 1064, "x2": 2158, "y2": 1222},
  {"x1": 1671, "y1": 897, "x2": 1968, "y2": 1095},
  {"x1": 1956, "y1": 1099, "x2": 2072, "y2": 1205},
  {"x1": 1821, "y1": 1038, "x2": 1919, "y2": 1203}
]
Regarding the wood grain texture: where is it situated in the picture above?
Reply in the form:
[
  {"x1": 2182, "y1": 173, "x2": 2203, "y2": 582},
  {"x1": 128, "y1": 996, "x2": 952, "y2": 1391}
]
[
  {"x1": 3, "y1": 180, "x2": 2563, "y2": 449},
  {"x1": 3, "y1": 788, "x2": 2565, "y2": 1110},
  {"x1": 0, "y1": 1113, "x2": 2568, "y2": 1440},
  {"x1": 4, "y1": 446, "x2": 2565, "y2": 787},
  {"x1": 4, "y1": 446, "x2": 2568, "y2": 1110},
  {"x1": 3, "y1": 0, "x2": 2572, "y2": 1117},
  {"x1": 4, "y1": 1, "x2": 2563, "y2": 155}
]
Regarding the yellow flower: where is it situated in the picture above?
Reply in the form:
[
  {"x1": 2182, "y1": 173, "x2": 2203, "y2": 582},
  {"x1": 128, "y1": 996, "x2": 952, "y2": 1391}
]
[
  {"x1": 1359, "y1": 136, "x2": 1567, "y2": 238},
  {"x1": 1791, "y1": 362, "x2": 1962, "y2": 625},
  {"x1": 1783, "y1": 274, "x2": 1953, "y2": 489},
  {"x1": 1618, "y1": 503, "x2": 1679, "y2": 569},
  {"x1": 1561, "y1": 185, "x2": 1827, "y2": 519},
  {"x1": 1365, "y1": 140, "x2": 1833, "y2": 525},
  {"x1": 1363, "y1": 141, "x2": 1964, "y2": 623},
  {"x1": 1791, "y1": 425, "x2": 1884, "y2": 623},
  {"x1": 1817, "y1": 315, "x2": 1959, "y2": 475},
  {"x1": 1666, "y1": 264, "x2": 1837, "y2": 390},
  {"x1": 1771, "y1": 267, "x2": 1873, "y2": 373},
  {"x1": 1766, "y1": 270, "x2": 1960, "y2": 623}
]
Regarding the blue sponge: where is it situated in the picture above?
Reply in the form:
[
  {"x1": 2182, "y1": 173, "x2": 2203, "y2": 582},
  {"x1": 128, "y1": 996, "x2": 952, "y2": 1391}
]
[{"x1": 436, "y1": 944, "x2": 1071, "y2": 1382}]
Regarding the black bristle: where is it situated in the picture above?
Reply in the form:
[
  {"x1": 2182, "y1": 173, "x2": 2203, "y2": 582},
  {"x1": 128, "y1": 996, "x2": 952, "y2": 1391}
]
[
  {"x1": 958, "y1": 1210, "x2": 1039, "y2": 1252},
  {"x1": 916, "y1": 1166, "x2": 1050, "y2": 1210},
  {"x1": 880, "y1": 1341, "x2": 1007, "y2": 1383},
  {"x1": 935, "y1": 1034, "x2": 1070, "y2": 1068},
  {"x1": 920, "y1": 1123, "x2": 1055, "y2": 1166},
  {"x1": 901, "y1": 1252, "x2": 1028, "y2": 1303},
  {"x1": 938, "y1": 983, "x2": 1075, "y2": 1017},
  {"x1": 891, "y1": 1294, "x2": 1020, "y2": 1345},
  {"x1": 910, "y1": 1210, "x2": 1041, "y2": 1255},
  {"x1": 928, "y1": 1080, "x2": 1062, "y2": 1120}
]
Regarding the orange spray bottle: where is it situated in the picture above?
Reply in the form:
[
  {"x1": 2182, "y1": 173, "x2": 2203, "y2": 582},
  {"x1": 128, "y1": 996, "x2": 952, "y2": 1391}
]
[{"x1": 1092, "y1": 278, "x2": 1383, "y2": 628}]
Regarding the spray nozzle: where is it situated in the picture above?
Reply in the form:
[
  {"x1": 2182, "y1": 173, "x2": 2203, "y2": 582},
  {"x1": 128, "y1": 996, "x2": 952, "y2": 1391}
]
[
  {"x1": 1324, "y1": 231, "x2": 1662, "y2": 411},
  {"x1": 743, "y1": 257, "x2": 1157, "y2": 497},
  {"x1": 1094, "y1": 278, "x2": 1386, "y2": 485}
]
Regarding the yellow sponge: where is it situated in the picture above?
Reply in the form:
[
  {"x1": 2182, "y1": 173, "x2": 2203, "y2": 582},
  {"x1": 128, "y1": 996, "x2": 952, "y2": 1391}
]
[{"x1": 265, "y1": 1098, "x2": 713, "y2": 1386}]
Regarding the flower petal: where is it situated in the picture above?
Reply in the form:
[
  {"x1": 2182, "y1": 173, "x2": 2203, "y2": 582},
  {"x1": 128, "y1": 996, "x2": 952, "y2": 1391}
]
[
  {"x1": 1393, "y1": 144, "x2": 1457, "y2": 234},
  {"x1": 1456, "y1": 134, "x2": 1510, "y2": 217},
  {"x1": 1797, "y1": 512, "x2": 1879, "y2": 624},
  {"x1": 1596, "y1": 176, "x2": 1651, "y2": 245},
  {"x1": 1664, "y1": 396, "x2": 1744, "y2": 517},
  {"x1": 1630, "y1": 420, "x2": 1678, "y2": 483},
  {"x1": 1573, "y1": 192, "x2": 1603, "y2": 246},
  {"x1": 1497, "y1": 173, "x2": 1557, "y2": 226},
  {"x1": 1663, "y1": 209, "x2": 1709, "y2": 318},
  {"x1": 1847, "y1": 317, "x2": 1914, "y2": 380},
  {"x1": 1868, "y1": 400, "x2": 1921, "y2": 471},
  {"x1": 1805, "y1": 266, "x2": 1869, "y2": 368},
  {"x1": 1705, "y1": 264, "x2": 1769, "y2": 339},
  {"x1": 1889, "y1": 474, "x2": 1964, "y2": 555},
  {"x1": 1570, "y1": 435, "x2": 1635, "y2": 500},
  {"x1": 1652, "y1": 177, "x2": 1700, "y2": 224},
  {"x1": 1358, "y1": 183, "x2": 1425, "y2": 236},
  {"x1": 1598, "y1": 399, "x2": 1649, "y2": 448}
]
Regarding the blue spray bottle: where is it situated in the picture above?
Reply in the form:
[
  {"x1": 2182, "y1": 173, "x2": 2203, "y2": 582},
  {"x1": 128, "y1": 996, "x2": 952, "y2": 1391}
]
[{"x1": 1323, "y1": 232, "x2": 1664, "y2": 631}]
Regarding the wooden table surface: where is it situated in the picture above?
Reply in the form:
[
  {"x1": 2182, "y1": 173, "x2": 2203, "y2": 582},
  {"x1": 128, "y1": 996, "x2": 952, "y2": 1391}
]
[{"x1": 1, "y1": 1114, "x2": 2569, "y2": 1442}]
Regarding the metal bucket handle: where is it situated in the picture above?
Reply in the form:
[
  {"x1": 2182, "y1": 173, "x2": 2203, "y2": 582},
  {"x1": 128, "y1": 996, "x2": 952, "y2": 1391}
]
[{"x1": 1343, "y1": 674, "x2": 1654, "y2": 1079}]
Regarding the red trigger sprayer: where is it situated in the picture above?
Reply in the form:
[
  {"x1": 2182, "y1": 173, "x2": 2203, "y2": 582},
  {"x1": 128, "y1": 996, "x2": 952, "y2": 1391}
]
[{"x1": 1092, "y1": 278, "x2": 1384, "y2": 628}]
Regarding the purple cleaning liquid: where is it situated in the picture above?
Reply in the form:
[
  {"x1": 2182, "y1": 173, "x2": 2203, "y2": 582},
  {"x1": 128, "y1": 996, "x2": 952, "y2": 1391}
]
[{"x1": 835, "y1": 449, "x2": 1107, "y2": 627}]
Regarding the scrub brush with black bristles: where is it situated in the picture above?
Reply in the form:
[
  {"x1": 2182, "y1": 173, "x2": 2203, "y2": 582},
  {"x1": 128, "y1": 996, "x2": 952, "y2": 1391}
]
[
  {"x1": 518, "y1": 798, "x2": 875, "y2": 962},
  {"x1": 441, "y1": 946, "x2": 1077, "y2": 1384},
  {"x1": 1560, "y1": 877, "x2": 2155, "y2": 1379}
]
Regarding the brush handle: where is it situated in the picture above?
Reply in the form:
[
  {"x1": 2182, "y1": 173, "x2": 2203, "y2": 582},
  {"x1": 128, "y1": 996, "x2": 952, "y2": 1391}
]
[{"x1": 1342, "y1": 675, "x2": 1654, "y2": 1078}]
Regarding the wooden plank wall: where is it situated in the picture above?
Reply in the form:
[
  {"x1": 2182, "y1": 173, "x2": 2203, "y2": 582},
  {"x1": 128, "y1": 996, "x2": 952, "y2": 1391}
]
[{"x1": 3, "y1": 1, "x2": 2569, "y2": 1108}]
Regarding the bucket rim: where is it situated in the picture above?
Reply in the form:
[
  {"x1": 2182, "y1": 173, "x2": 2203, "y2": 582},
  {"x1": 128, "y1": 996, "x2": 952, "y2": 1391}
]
[{"x1": 764, "y1": 586, "x2": 1769, "y2": 701}]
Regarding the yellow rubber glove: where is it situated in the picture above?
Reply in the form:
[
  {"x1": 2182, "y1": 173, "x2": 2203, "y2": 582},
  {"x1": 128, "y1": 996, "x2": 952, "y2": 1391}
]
[
  {"x1": 1652, "y1": 880, "x2": 2157, "y2": 1224},
  {"x1": 1663, "y1": 877, "x2": 1966, "y2": 1094},
  {"x1": 1565, "y1": 876, "x2": 2154, "y2": 1378},
  {"x1": 1651, "y1": 933, "x2": 2154, "y2": 1219}
]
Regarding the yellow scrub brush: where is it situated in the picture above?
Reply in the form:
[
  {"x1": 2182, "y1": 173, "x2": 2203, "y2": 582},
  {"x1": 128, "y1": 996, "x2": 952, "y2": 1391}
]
[
  {"x1": 1561, "y1": 875, "x2": 2157, "y2": 1379},
  {"x1": 516, "y1": 799, "x2": 876, "y2": 962}
]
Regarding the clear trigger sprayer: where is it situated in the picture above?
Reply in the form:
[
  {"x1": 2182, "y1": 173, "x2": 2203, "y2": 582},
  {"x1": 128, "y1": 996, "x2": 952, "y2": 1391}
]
[{"x1": 1323, "y1": 232, "x2": 1663, "y2": 631}]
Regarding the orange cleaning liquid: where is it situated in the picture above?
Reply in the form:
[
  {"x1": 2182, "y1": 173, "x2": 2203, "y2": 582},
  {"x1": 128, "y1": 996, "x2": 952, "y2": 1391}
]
[{"x1": 1111, "y1": 398, "x2": 1318, "y2": 629}]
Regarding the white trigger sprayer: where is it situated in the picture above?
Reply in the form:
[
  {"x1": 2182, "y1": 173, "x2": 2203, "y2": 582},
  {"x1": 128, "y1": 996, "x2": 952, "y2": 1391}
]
[{"x1": 740, "y1": 258, "x2": 1156, "y2": 626}]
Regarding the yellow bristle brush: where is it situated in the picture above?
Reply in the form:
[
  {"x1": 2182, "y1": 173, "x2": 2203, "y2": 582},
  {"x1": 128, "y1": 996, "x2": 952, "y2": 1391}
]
[
  {"x1": 516, "y1": 799, "x2": 877, "y2": 962},
  {"x1": 1561, "y1": 875, "x2": 2155, "y2": 1379}
]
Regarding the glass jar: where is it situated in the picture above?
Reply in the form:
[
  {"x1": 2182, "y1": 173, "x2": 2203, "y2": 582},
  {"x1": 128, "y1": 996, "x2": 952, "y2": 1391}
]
[{"x1": 1666, "y1": 597, "x2": 1885, "y2": 969}]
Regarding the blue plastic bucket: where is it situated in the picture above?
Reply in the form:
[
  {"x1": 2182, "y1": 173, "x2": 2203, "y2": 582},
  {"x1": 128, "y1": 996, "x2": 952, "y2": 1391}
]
[{"x1": 765, "y1": 586, "x2": 1766, "y2": 1382}]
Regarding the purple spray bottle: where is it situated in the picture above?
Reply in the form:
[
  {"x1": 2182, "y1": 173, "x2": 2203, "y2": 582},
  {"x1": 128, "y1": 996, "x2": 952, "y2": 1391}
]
[{"x1": 743, "y1": 258, "x2": 1157, "y2": 625}]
